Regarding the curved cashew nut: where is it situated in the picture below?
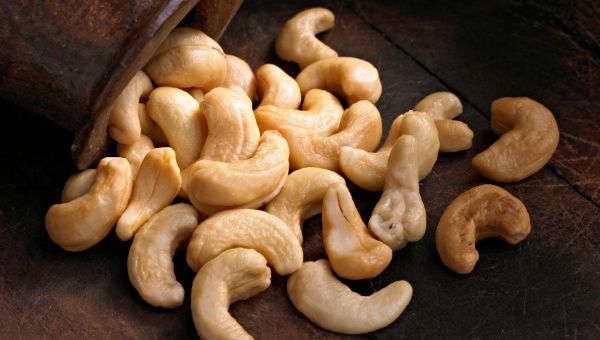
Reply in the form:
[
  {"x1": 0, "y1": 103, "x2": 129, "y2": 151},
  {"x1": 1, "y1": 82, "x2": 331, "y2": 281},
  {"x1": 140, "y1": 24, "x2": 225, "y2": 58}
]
[
  {"x1": 128, "y1": 203, "x2": 201, "y2": 308},
  {"x1": 144, "y1": 28, "x2": 227, "y2": 90},
  {"x1": 368, "y1": 135, "x2": 426, "y2": 251},
  {"x1": 339, "y1": 110, "x2": 439, "y2": 191},
  {"x1": 187, "y1": 209, "x2": 303, "y2": 275},
  {"x1": 255, "y1": 64, "x2": 302, "y2": 109},
  {"x1": 436, "y1": 184, "x2": 531, "y2": 274},
  {"x1": 137, "y1": 104, "x2": 169, "y2": 146},
  {"x1": 472, "y1": 97, "x2": 559, "y2": 182},
  {"x1": 46, "y1": 157, "x2": 132, "y2": 251},
  {"x1": 413, "y1": 91, "x2": 463, "y2": 120},
  {"x1": 61, "y1": 169, "x2": 97, "y2": 203},
  {"x1": 296, "y1": 57, "x2": 382, "y2": 104},
  {"x1": 108, "y1": 70, "x2": 153, "y2": 145},
  {"x1": 224, "y1": 54, "x2": 256, "y2": 100},
  {"x1": 191, "y1": 248, "x2": 271, "y2": 340},
  {"x1": 255, "y1": 89, "x2": 343, "y2": 135},
  {"x1": 287, "y1": 260, "x2": 413, "y2": 335},
  {"x1": 275, "y1": 7, "x2": 338, "y2": 68},
  {"x1": 323, "y1": 183, "x2": 392, "y2": 279},
  {"x1": 147, "y1": 87, "x2": 207, "y2": 169},
  {"x1": 116, "y1": 134, "x2": 154, "y2": 178},
  {"x1": 116, "y1": 147, "x2": 182, "y2": 241},
  {"x1": 265, "y1": 167, "x2": 345, "y2": 243},
  {"x1": 279, "y1": 100, "x2": 382, "y2": 171},
  {"x1": 200, "y1": 87, "x2": 260, "y2": 162}
]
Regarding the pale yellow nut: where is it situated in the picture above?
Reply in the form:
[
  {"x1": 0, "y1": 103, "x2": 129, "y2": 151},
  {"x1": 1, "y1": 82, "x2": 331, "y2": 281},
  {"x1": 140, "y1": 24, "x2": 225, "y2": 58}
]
[
  {"x1": 287, "y1": 260, "x2": 413, "y2": 335},
  {"x1": 472, "y1": 97, "x2": 559, "y2": 182},
  {"x1": 137, "y1": 103, "x2": 169, "y2": 146},
  {"x1": 435, "y1": 120, "x2": 474, "y2": 152},
  {"x1": 255, "y1": 89, "x2": 343, "y2": 135},
  {"x1": 128, "y1": 204, "x2": 201, "y2": 308},
  {"x1": 368, "y1": 135, "x2": 426, "y2": 251},
  {"x1": 323, "y1": 183, "x2": 392, "y2": 279},
  {"x1": 144, "y1": 28, "x2": 227, "y2": 90},
  {"x1": 436, "y1": 184, "x2": 531, "y2": 274},
  {"x1": 61, "y1": 169, "x2": 96, "y2": 203},
  {"x1": 265, "y1": 167, "x2": 345, "y2": 243},
  {"x1": 186, "y1": 88, "x2": 205, "y2": 103},
  {"x1": 413, "y1": 91, "x2": 463, "y2": 120},
  {"x1": 296, "y1": 57, "x2": 382, "y2": 104},
  {"x1": 279, "y1": 100, "x2": 382, "y2": 171},
  {"x1": 224, "y1": 54, "x2": 256, "y2": 100},
  {"x1": 147, "y1": 87, "x2": 207, "y2": 169},
  {"x1": 116, "y1": 147, "x2": 182, "y2": 241},
  {"x1": 200, "y1": 87, "x2": 260, "y2": 162},
  {"x1": 255, "y1": 64, "x2": 302, "y2": 109},
  {"x1": 191, "y1": 248, "x2": 270, "y2": 340},
  {"x1": 275, "y1": 7, "x2": 338, "y2": 68},
  {"x1": 186, "y1": 209, "x2": 303, "y2": 276},
  {"x1": 46, "y1": 157, "x2": 132, "y2": 251},
  {"x1": 108, "y1": 70, "x2": 153, "y2": 144},
  {"x1": 116, "y1": 134, "x2": 154, "y2": 178}
]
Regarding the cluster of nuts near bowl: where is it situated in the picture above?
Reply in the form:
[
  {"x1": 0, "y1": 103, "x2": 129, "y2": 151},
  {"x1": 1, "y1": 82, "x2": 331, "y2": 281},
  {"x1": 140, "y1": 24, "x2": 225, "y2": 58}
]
[{"x1": 44, "y1": 7, "x2": 560, "y2": 338}]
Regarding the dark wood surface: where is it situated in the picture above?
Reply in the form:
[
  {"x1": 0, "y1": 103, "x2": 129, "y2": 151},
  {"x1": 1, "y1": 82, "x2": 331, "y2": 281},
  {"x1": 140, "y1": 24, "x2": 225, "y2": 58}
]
[{"x1": 1, "y1": 0, "x2": 598, "y2": 338}]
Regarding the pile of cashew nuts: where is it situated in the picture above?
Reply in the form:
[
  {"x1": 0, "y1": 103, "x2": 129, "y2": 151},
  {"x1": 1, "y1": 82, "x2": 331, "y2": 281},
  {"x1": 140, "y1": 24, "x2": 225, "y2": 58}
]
[{"x1": 45, "y1": 7, "x2": 559, "y2": 338}]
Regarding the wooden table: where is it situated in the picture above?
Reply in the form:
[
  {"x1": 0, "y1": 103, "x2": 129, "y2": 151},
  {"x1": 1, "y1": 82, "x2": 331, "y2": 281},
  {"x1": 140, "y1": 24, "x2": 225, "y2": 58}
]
[{"x1": 1, "y1": 0, "x2": 598, "y2": 338}]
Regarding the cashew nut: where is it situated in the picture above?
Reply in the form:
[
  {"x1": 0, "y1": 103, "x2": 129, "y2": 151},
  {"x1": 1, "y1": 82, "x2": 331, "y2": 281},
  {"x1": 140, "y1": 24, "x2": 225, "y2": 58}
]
[
  {"x1": 191, "y1": 248, "x2": 271, "y2": 340},
  {"x1": 255, "y1": 89, "x2": 343, "y2": 135},
  {"x1": 144, "y1": 28, "x2": 227, "y2": 90},
  {"x1": 472, "y1": 97, "x2": 559, "y2": 182},
  {"x1": 116, "y1": 134, "x2": 154, "y2": 178},
  {"x1": 413, "y1": 91, "x2": 463, "y2": 120},
  {"x1": 287, "y1": 260, "x2": 413, "y2": 335},
  {"x1": 200, "y1": 87, "x2": 260, "y2": 162},
  {"x1": 128, "y1": 203, "x2": 200, "y2": 308},
  {"x1": 255, "y1": 64, "x2": 302, "y2": 109},
  {"x1": 224, "y1": 54, "x2": 256, "y2": 100},
  {"x1": 265, "y1": 167, "x2": 345, "y2": 243},
  {"x1": 368, "y1": 135, "x2": 426, "y2": 251},
  {"x1": 116, "y1": 147, "x2": 182, "y2": 241},
  {"x1": 45, "y1": 157, "x2": 132, "y2": 251},
  {"x1": 323, "y1": 183, "x2": 392, "y2": 279},
  {"x1": 61, "y1": 169, "x2": 96, "y2": 203},
  {"x1": 108, "y1": 70, "x2": 153, "y2": 145},
  {"x1": 275, "y1": 7, "x2": 338, "y2": 68},
  {"x1": 137, "y1": 103, "x2": 169, "y2": 146},
  {"x1": 295, "y1": 57, "x2": 382, "y2": 104},
  {"x1": 339, "y1": 110, "x2": 439, "y2": 191},
  {"x1": 187, "y1": 209, "x2": 303, "y2": 275},
  {"x1": 279, "y1": 100, "x2": 382, "y2": 171}
]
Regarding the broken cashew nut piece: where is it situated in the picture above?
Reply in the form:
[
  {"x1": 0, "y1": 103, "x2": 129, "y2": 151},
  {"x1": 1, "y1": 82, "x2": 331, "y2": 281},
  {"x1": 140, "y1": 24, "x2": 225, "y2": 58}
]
[
  {"x1": 116, "y1": 134, "x2": 154, "y2": 178},
  {"x1": 368, "y1": 135, "x2": 426, "y2": 251},
  {"x1": 255, "y1": 64, "x2": 302, "y2": 109},
  {"x1": 265, "y1": 167, "x2": 345, "y2": 243},
  {"x1": 436, "y1": 184, "x2": 531, "y2": 274},
  {"x1": 296, "y1": 57, "x2": 382, "y2": 104},
  {"x1": 275, "y1": 7, "x2": 338, "y2": 68},
  {"x1": 223, "y1": 54, "x2": 256, "y2": 100},
  {"x1": 187, "y1": 209, "x2": 303, "y2": 276},
  {"x1": 323, "y1": 183, "x2": 392, "y2": 279},
  {"x1": 46, "y1": 157, "x2": 132, "y2": 251},
  {"x1": 191, "y1": 248, "x2": 271, "y2": 340},
  {"x1": 61, "y1": 169, "x2": 97, "y2": 203},
  {"x1": 287, "y1": 260, "x2": 413, "y2": 335},
  {"x1": 128, "y1": 203, "x2": 201, "y2": 308},
  {"x1": 472, "y1": 97, "x2": 559, "y2": 182},
  {"x1": 138, "y1": 103, "x2": 169, "y2": 146},
  {"x1": 116, "y1": 147, "x2": 182, "y2": 241}
]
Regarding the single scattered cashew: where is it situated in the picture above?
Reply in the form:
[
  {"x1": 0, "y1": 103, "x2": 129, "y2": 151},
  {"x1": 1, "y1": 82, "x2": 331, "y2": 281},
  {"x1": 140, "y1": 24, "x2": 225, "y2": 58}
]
[
  {"x1": 323, "y1": 183, "x2": 392, "y2": 279},
  {"x1": 145, "y1": 28, "x2": 227, "y2": 90},
  {"x1": 46, "y1": 157, "x2": 132, "y2": 251},
  {"x1": 224, "y1": 54, "x2": 256, "y2": 100},
  {"x1": 279, "y1": 100, "x2": 382, "y2": 171},
  {"x1": 200, "y1": 87, "x2": 260, "y2": 162},
  {"x1": 191, "y1": 248, "x2": 271, "y2": 340},
  {"x1": 108, "y1": 70, "x2": 153, "y2": 145},
  {"x1": 275, "y1": 7, "x2": 338, "y2": 68},
  {"x1": 255, "y1": 64, "x2": 302, "y2": 109},
  {"x1": 368, "y1": 135, "x2": 426, "y2": 251},
  {"x1": 116, "y1": 134, "x2": 154, "y2": 178},
  {"x1": 138, "y1": 103, "x2": 169, "y2": 146},
  {"x1": 61, "y1": 169, "x2": 96, "y2": 203},
  {"x1": 287, "y1": 260, "x2": 413, "y2": 335},
  {"x1": 472, "y1": 97, "x2": 559, "y2": 182},
  {"x1": 339, "y1": 110, "x2": 439, "y2": 191},
  {"x1": 255, "y1": 89, "x2": 343, "y2": 135},
  {"x1": 296, "y1": 57, "x2": 382, "y2": 104},
  {"x1": 147, "y1": 87, "x2": 207, "y2": 169},
  {"x1": 116, "y1": 147, "x2": 181, "y2": 241},
  {"x1": 128, "y1": 203, "x2": 200, "y2": 308},
  {"x1": 436, "y1": 184, "x2": 531, "y2": 274},
  {"x1": 265, "y1": 167, "x2": 345, "y2": 243},
  {"x1": 187, "y1": 209, "x2": 303, "y2": 275}
]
